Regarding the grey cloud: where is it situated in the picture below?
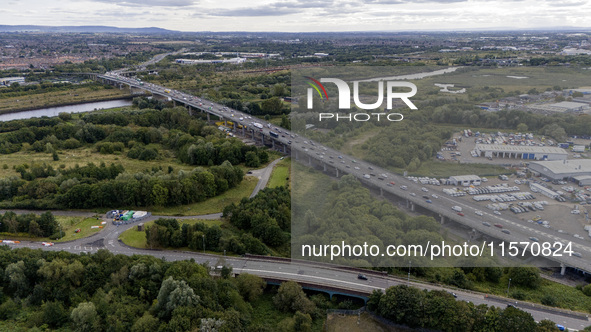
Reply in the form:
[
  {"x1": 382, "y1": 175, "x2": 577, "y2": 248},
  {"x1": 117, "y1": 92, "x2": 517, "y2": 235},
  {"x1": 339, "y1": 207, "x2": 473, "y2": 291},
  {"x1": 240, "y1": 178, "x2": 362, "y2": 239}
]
[
  {"x1": 209, "y1": 7, "x2": 303, "y2": 16},
  {"x1": 362, "y1": 0, "x2": 467, "y2": 3},
  {"x1": 546, "y1": 0, "x2": 588, "y2": 6},
  {"x1": 92, "y1": 0, "x2": 196, "y2": 7},
  {"x1": 209, "y1": 0, "x2": 334, "y2": 17}
]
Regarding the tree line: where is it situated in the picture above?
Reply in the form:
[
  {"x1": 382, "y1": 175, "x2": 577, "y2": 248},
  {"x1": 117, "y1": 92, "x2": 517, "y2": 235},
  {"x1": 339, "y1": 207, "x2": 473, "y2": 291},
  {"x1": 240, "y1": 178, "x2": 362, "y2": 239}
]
[
  {"x1": 0, "y1": 211, "x2": 60, "y2": 238},
  {"x1": 144, "y1": 186, "x2": 291, "y2": 255},
  {"x1": 145, "y1": 218, "x2": 269, "y2": 256},
  {"x1": 368, "y1": 285, "x2": 563, "y2": 332},
  {"x1": 0, "y1": 246, "x2": 329, "y2": 331}
]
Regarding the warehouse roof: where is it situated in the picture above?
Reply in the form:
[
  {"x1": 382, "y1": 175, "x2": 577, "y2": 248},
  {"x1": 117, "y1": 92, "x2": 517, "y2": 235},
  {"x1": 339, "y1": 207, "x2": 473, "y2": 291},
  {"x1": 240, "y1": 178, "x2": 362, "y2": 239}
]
[
  {"x1": 529, "y1": 159, "x2": 591, "y2": 175},
  {"x1": 476, "y1": 144, "x2": 567, "y2": 154}
]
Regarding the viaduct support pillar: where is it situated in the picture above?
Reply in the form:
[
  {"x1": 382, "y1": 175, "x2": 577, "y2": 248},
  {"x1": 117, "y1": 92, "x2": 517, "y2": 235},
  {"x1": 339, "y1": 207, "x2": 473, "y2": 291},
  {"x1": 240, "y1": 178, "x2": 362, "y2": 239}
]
[
  {"x1": 440, "y1": 215, "x2": 445, "y2": 225},
  {"x1": 410, "y1": 202, "x2": 415, "y2": 212},
  {"x1": 560, "y1": 263, "x2": 566, "y2": 276},
  {"x1": 207, "y1": 113, "x2": 210, "y2": 122},
  {"x1": 336, "y1": 168, "x2": 339, "y2": 177}
]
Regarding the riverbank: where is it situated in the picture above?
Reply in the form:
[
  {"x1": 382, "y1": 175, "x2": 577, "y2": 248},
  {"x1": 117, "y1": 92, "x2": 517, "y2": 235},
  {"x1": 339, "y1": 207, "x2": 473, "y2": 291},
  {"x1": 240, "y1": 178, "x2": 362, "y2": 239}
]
[{"x1": 0, "y1": 85, "x2": 137, "y2": 115}]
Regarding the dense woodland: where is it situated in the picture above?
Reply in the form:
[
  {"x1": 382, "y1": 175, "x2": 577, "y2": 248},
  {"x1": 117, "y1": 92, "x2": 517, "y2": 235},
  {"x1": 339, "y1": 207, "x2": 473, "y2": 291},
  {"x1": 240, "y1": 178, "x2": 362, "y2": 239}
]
[{"x1": 0, "y1": 247, "x2": 331, "y2": 331}]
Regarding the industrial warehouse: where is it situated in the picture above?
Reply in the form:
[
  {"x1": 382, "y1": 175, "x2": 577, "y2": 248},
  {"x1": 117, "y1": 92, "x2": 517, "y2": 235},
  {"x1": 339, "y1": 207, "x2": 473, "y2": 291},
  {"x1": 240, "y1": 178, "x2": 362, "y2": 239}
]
[
  {"x1": 528, "y1": 159, "x2": 591, "y2": 185},
  {"x1": 475, "y1": 144, "x2": 568, "y2": 161}
]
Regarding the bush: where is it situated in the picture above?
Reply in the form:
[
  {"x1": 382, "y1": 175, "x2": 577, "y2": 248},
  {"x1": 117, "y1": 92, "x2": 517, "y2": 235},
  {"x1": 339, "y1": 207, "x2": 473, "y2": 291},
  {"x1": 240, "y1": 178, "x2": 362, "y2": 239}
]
[
  {"x1": 511, "y1": 290, "x2": 527, "y2": 300},
  {"x1": 541, "y1": 294, "x2": 556, "y2": 306},
  {"x1": 49, "y1": 232, "x2": 63, "y2": 240}
]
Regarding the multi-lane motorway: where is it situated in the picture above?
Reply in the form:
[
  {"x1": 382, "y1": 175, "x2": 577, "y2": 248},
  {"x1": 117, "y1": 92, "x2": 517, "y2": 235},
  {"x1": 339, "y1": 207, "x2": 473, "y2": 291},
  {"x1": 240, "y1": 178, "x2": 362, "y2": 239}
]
[
  {"x1": 98, "y1": 70, "x2": 591, "y2": 274},
  {"x1": 57, "y1": 69, "x2": 591, "y2": 329}
]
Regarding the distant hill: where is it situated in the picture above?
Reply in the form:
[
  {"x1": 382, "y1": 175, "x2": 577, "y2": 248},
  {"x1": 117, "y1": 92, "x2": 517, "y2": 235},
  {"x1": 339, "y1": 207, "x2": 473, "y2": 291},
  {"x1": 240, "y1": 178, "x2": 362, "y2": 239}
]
[{"x1": 0, "y1": 25, "x2": 177, "y2": 34}]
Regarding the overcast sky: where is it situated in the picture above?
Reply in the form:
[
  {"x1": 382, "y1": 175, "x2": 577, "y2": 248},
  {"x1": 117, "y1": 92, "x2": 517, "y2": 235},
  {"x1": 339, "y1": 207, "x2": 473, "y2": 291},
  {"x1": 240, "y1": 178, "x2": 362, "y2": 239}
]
[{"x1": 1, "y1": 0, "x2": 590, "y2": 32}]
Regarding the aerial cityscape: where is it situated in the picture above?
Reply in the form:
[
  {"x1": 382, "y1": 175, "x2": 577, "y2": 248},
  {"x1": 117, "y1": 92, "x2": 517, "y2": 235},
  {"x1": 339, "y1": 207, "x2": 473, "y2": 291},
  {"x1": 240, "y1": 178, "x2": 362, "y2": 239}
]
[{"x1": 1, "y1": 1, "x2": 591, "y2": 331}]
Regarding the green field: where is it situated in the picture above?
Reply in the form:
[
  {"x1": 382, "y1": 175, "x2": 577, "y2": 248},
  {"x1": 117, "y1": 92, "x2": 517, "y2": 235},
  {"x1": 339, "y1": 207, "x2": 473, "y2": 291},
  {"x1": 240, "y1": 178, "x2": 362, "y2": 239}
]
[
  {"x1": 0, "y1": 147, "x2": 199, "y2": 179},
  {"x1": 148, "y1": 176, "x2": 258, "y2": 216},
  {"x1": 0, "y1": 86, "x2": 131, "y2": 113},
  {"x1": 408, "y1": 160, "x2": 510, "y2": 178},
  {"x1": 55, "y1": 216, "x2": 105, "y2": 242},
  {"x1": 119, "y1": 218, "x2": 223, "y2": 249},
  {"x1": 267, "y1": 158, "x2": 291, "y2": 188}
]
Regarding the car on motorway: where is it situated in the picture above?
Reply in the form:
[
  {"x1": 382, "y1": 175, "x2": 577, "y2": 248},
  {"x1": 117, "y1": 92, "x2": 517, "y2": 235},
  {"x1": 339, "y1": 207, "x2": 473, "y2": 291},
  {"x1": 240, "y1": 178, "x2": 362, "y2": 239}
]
[
  {"x1": 426, "y1": 199, "x2": 432, "y2": 203},
  {"x1": 574, "y1": 234, "x2": 584, "y2": 239},
  {"x1": 475, "y1": 210, "x2": 484, "y2": 216},
  {"x1": 502, "y1": 229, "x2": 511, "y2": 234},
  {"x1": 410, "y1": 192, "x2": 416, "y2": 197},
  {"x1": 422, "y1": 195, "x2": 429, "y2": 199},
  {"x1": 41, "y1": 242, "x2": 54, "y2": 246},
  {"x1": 482, "y1": 222, "x2": 491, "y2": 227},
  {"x1": 421, "y1": 187, "x2": 428, "y2": 192},
  {"x1": 431, "y1": 194, "x2": 438, "y2": 199},
  {"x1": 354, "y1": 166, "x2": 360, "y2": 170},
  {"x1": 400, "y1": 185, "x2": 408, "y2": 190},
  {"x1": 390, "y1": 181, "x2": 395, "y2": 186},
  {"x1": 573, "y1": 252, "x2": 582, "y2": 258},
  {"x1": 457, "y1": 212, "x2": 465, "y2": 216},
  {"x1": 368, "y1": 166, "x2": 373, "y2": 170},
  {"x1": 529, "y1": 237, "x2": 539, "y2": 242},
  {"x1": 357, "y1": 274, "x2": 368, "y2": 280},
  {"x1": 494, "y1": 224, "x2": 503, "y2": 228},
  {"x1": 493, "y1": 211, "x2": 501, "y2": 215},
  {"x1": 556, "y1": 324, "x2": 565, "y2": 331}
]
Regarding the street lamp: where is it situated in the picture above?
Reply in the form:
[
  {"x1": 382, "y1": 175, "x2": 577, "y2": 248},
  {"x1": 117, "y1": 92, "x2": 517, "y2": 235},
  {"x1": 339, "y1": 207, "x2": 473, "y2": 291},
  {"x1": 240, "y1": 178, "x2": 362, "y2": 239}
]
[
  {"x1": 507, "y1": 278, "x2": 512, "y2": 296},
  {"x1": 202, "y1": 234, "x2": 205, "y2": 253}
]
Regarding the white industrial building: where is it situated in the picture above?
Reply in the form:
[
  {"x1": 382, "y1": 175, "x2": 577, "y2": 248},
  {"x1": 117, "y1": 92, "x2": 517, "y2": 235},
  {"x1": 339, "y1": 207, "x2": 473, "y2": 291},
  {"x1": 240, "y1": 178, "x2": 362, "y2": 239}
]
[
  {"x1": 528, "y1": 159, "x2": 591, "y2": 183},
  {"x1": 449, "y1": 175, "x2": 481, "y2": 186},
  {"x1": 573, "y1": 175, "x2": 591, "y2": 186},
  {"x1": 475, "y1": 144, "x2": 567, "y2": 161}
]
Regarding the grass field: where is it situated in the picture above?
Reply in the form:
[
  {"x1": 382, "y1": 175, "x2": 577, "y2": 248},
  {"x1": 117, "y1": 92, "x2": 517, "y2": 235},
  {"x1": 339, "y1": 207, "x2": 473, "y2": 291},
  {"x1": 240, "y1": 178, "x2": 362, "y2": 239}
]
[
  {"x1": 0, "y1": 86, "x2": 131, "y2": 113},
  {"x1": 149, "y1": 176, "x2": 258, "y2": 216},
  {"x1": 55, "y1": 216, "x2": 105, "y2": 242},
  {"x1": 119, "y1": 218, "x2": 223, "y2": 248},
  {"x1": 0, "y1": 147, "x2": 197, "y2": 179},
  {"x1": 267, "y1": 157, "x2": 291, "y2": 188},
  {"x1": 408, "y1": 160, "x2": 509, "y2": 178}
]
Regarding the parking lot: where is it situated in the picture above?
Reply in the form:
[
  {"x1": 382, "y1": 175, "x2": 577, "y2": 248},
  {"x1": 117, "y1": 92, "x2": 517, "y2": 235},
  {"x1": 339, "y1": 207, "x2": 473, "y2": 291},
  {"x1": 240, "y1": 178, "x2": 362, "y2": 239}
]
[{"x1": 409, "y1": 173, "x2": 590, "y2": 238}]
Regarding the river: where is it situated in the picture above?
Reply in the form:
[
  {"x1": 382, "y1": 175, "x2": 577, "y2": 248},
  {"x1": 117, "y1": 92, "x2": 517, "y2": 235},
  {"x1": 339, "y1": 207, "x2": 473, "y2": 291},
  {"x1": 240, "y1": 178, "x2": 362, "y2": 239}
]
[{"x1": 0, "y1": 99, "x2": 133, "y2": 122}]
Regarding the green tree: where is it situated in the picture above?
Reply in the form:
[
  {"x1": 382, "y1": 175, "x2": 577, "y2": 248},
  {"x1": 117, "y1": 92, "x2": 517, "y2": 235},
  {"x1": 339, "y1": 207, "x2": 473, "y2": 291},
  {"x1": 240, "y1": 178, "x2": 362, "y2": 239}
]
[
  {"x1": 42, "y1": 301, "x2": 69, "y2": 328},
  {"x1": 499, "y1": 306, "x2": 537, "y2": 332},
  {"x1": 262, "y1": 97, "x2": 284, "y2": 115},
  {"x1": 245, "y1": 151, "x2": 260, "y2": 167},
  {"x1": 273, "y1": 281, "x2": 315, "y2": 314},
  {"x1": 516, "y1": 123, "x2": 528, "y2": 132},
  {"x1": 70, "y1": 302, "x2": 99, "y2": 332},
  {"x1": 131, "y1": 313, "x2": 159, "y2": 332},
  {"x1": 151, "y1": 184, "x2": 169, "y2": 207},
  {"x1": 507, "y1": 267, "x2": 541, "y2": 289},
  {"x1": 235, "y1": 273, "x2": 266, "y2": 301}
]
